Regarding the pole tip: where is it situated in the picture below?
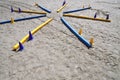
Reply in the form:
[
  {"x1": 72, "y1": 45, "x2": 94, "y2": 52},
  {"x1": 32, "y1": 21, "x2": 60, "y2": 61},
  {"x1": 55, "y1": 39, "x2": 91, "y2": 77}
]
[
  {"x1": 11, "y1": 6, "x2": 14, "y2": 12},
  {"x1": 90, "y1": 38, "x2": 94, "y2": 46},
  {"x1": 78, "y1": 28, "x2": 82, "y2": 35},
  {"x1": 18, "y1": 8, "x2": 21, "y2": 13},
  {"x1": 34, "y1": 2, "x2": 38, "y2": 6},
  {"x1": 62, "y1": 0, "x2": 66, "y2": 6},
  {"x1": 28, "y1": 31, "x2": 33, "y2": 41},
  {"x1": 94, "y1": 12, "x2": 97, "y2": 18},
  {"x1": 11, "y1": 18, "x2": 14, "y2": 24},
  {"x1": 88, "y1": 4, "x2": 91, "y2": 7},
  {"x1": 12, "y1": 48, "x2": 16, "y2": 51},
  {"x1": 83, "y1": 5, "x2": 84, "y2": 8},
  {"x1": 18, "y1": 42, "x2": 24, "y2": 51},
  {"x1": 106, "y1": 14, "x2": 109, "y2": 20}
]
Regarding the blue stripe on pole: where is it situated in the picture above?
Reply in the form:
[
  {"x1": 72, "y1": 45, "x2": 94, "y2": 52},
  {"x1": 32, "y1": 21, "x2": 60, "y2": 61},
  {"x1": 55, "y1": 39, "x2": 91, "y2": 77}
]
[
  {"x1": 0, "y1": 20, "x2": 11, "y2": 24},
  {"x1": 0, "y1": 15, "x2": 46, "y2": 24},
  {"x1": 37, "y1": 4, "x2": 51, "y2": 13},
  {"x1": 61, "y1": 17, "x2": 92, "y2": 48},
  {"x1": 15, "y1": 15, "x2": 46, "y2": 22},
  {"x1": 63, "y1": 7, "x2": 91, "y2": 14}
]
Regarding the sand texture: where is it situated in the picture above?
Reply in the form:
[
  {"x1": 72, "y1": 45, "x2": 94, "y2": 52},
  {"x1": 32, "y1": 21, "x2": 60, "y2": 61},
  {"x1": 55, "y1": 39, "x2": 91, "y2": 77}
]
[{"x1": 0, "y1": 0, "x2": 120, "y2": 80}]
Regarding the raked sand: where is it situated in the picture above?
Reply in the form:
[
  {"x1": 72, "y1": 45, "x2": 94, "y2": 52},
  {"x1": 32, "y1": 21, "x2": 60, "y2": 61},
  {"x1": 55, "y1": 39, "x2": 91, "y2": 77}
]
[{"x1": 0, "y1": 0, "x2": 120, "y2": 80}]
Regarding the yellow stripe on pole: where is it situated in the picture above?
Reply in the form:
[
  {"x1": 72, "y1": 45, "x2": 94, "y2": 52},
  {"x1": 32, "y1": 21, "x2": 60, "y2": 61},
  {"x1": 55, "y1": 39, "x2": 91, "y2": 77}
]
[
  {"x1": 63, "y1": 14, "x2": 111, "y2": 22},
  {"x1": 11, "y1": 18, "x2": 15, "y2": 24},
  {"x1": 57, "y1": 4, "x2": 67, "y2": 13},
  {"x1": 12, "y1": 18, "x2": 53, "y2": 51},
  {"x1": 13, "y1": 10, "x2": 47, "y2": 14}
]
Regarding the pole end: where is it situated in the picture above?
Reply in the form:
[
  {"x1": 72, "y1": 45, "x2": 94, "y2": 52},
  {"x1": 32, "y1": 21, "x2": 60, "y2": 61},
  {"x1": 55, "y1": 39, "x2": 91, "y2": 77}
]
[
  {"x1": 89, "y1": 38, "x2": 94, "y2": 46},
  {"x1": 83, "y1": 5, "x2": 84, "y2": 8},
  {"x1": 62, "y1": 0, "x2": 66, "y2": 6},
  {"x1": 18, "y1": 42, "x2": 24, "y2": 51},
  {"x1": 28, "y1": 31, "x2": 33, "y2": 41},
  {"x1": 34, "y1": 2, "x2": 38, "y2": 6},
  {"x1": 11, "y1": 18, "x2": 15, "y2": 24},
  {"x1": 11, "y1": 6, "x2": 14, "y2": 12},
  {"x1": 78, "y1": 28, "x2": 82, "y2": 35}
]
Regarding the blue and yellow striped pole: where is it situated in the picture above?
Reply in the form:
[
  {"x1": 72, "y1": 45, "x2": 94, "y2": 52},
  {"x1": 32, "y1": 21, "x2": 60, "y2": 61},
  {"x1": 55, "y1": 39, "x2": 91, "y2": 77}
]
[
  {"x1": 61, "y1": 17, "x2": 92, "y2": 48},
  {"x1": 12, "y1": 18, "x2": 53, "y2": 51}
]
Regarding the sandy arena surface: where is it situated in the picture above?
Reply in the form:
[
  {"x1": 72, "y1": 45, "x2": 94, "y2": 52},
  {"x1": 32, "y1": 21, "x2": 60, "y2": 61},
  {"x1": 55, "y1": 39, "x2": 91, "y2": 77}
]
[{"x1": 0, "y1": 0, "x2": 120, "y2": 80}]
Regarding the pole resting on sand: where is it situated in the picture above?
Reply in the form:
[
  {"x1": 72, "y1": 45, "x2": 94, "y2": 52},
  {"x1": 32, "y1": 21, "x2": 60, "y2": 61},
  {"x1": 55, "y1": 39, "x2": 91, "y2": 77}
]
[
  {"x1": 12, "y1": 18, "x2": 53, "y2": 51},
  {"x1": 11, "y1": 7, "x2": 47, "y2": 14},
  {"x1": 0, "y1": 15, "x2": 46, "y2": 24},
  {"x1": 60, "y1": 17, "x2": 92, "y2": 48},
  {"x1": 63, "y1": 14, "x2": 111, "y2": 22},
  {"x1": 35, "y1": 3, "x2": 51, "y2": 13},
  {"x1": 63, "y1": 7, "x2": 91, "y2": 14}
]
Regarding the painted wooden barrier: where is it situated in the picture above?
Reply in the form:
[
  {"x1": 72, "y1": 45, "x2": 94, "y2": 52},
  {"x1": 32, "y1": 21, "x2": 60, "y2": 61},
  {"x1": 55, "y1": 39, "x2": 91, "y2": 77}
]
[
  {"x1": 0, "y1": 15, "x2": 46, "y2": 24},
  {"x1": 63, "y1": 14, "x2": 111, "y2": 22},
  {"x1": 11, "y1": 7, "x2": 47, "y2": 14},
  {"x1": 12, "y1": 18, "x2": 53, "y2": 51},
  {"x1": 63, "y1": 7, "x2": 91, "y2": 14},
  {"x1": 61, "y1": 17, "x2": 92, "y2": 48}
]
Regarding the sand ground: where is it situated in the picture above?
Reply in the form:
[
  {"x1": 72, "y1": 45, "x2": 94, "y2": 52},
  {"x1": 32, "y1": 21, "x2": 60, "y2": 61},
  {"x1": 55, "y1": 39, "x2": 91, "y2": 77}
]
[{"x1": 0, "y1": 0, "x2": 120, "y2": 80}]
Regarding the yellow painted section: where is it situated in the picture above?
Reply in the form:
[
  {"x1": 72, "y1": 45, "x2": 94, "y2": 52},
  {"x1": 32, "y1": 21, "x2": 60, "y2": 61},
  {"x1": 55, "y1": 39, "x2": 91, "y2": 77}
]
[
  {"x1": 88, "y1": 4, "x2": 91, "y2": 7},
  {"x1": 63, "y1": 14, "x2": 111, "y2": 22},
  {"x1": 12, "y1": 18, "x2": 53, "y2": 51},
  {"x1": 78, "y1": 28, "x2": 82, "y2": 35},
  {"x1": 82, "y1": 5, "x2": 84, "y2": 8},
  {"x1": 11, "y1": 18, "x2": 15, "y2": 24},
  {"x1": 13, "y1": 10, "x2": 47, "y2": 14},
  {"x1": 90, "y1": 38, "x2": 94, "y2": 46},
  {"x1": 34, "y1": 3, "x2": 38, "y2": 6},
  {"x1": 57, "y1": 4, "x2": 67, "y2": 13}
]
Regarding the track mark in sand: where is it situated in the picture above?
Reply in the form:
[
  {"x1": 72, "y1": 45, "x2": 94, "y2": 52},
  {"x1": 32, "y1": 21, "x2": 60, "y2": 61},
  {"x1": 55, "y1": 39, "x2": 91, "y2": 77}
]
[
  {"x1": 0, "y1": 0, "x2": 34, "y2": 10},
  {"x1": 114, "y1": 7, "x2": 120, "y2": 10},
  {"x1": 0, "y1": 4, "x2": 10, "y2": 10},
  {"x1": 96, "y1": 1, "x2": 120, "y2": 5},
  {"x1": 91, "y1": 8, "x2": 109, "y2": 16},
  {"x1": 0, "y1": 1, "x2": 20, "y2": 9}
]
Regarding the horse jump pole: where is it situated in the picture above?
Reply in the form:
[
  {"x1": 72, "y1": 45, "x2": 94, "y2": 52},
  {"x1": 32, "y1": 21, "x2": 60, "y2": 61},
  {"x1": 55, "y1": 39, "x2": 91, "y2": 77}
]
[
  {"x1": 0, "y1": 15, "x2": 46, "y2": 24},
  {"x1": 12, "y1": 18, "x2": 53, "y2": 51},
  {"x1": 11, "y1": 8, "x2": 47, "y2": 14},
  {"x1": 63, "y1": 7, "x2": 91, "y2": 14},
  {"x1": 61, "y1": 17, "x2": 92, "y2": 48},
  {"x1": 63, "y1": 14, "x2": 111, "y2": 22}
]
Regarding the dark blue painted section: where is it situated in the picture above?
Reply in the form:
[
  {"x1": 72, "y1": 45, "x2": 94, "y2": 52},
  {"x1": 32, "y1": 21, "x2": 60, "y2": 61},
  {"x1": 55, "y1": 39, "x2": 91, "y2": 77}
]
[
  {"x1": 0, "y1": 15, "x2": 46, "y2": 24},
  {"x1": 60, "y1": 17, "x2": 92, "y2": 48},
  {"x1": 18, "y1": 8, "x2": 22, "y2": 13},
  {"x1": 94, "y1": 12, "x2": 97, "y2": 18},
  {"x1": 63, "y1": 7, "x2": 91, "y2": 14},
  {"x1": 28, "y1": 31, "x2": 33, "y2": 41},
  {"x1": 15, "y1": 15, "x2": 46, "y2": 22},
  {"x1": 62, "y1": 0, "x2": 66, "y2": 6},
  {"x1": 106, "y1": 14, "x2": 109, "y2": 19},
  {"x1": 11, "y1": 6, "x2": 14, "y2": 12},
  {"x1": 18, "y1": 42, "x2": 24, "y2": 51},
  {"x1": 0, "y1": 20, "x2": 11, "y2": 24},
  {"x1": 37, "y1": 4, "x2": 51, "y2": 13}
]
